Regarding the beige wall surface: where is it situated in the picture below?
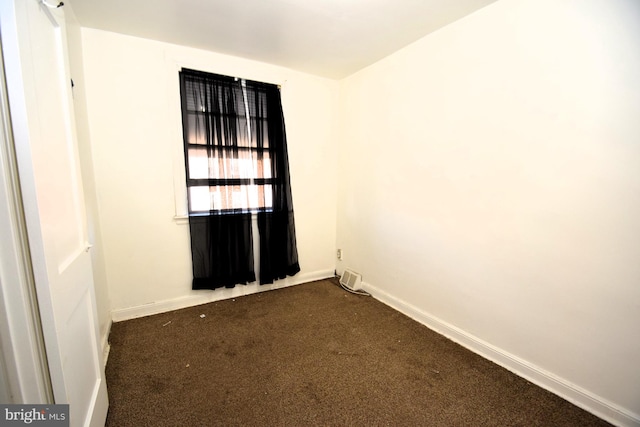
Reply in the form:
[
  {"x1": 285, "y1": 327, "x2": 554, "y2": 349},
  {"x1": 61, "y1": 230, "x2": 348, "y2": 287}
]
[
  {"x1": 81, "y1": 28, "x2": 340, "y2": 315},
  {"x1": 337, "y1": 0, "x2": 640, "y2": 422}
]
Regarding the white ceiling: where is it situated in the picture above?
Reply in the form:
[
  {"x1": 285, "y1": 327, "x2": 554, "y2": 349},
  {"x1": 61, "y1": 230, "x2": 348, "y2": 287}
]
[{"x1": 68, "y1": 0, "x2": 498, "y2": 79}]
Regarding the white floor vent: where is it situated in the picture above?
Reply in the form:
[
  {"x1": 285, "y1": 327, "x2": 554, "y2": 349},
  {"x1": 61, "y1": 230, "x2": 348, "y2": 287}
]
[{"x1": 339, "y1": 269, "x2": 362, "y2": 291}]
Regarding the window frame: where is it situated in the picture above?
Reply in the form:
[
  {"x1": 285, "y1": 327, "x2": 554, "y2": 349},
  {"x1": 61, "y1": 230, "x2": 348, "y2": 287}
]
[
  {"x1": 179, "y1": 69, "x2": 276, "y2": 216},
  {"x1": 166, "y1": 57, "x2": 285, "y2": 225}
]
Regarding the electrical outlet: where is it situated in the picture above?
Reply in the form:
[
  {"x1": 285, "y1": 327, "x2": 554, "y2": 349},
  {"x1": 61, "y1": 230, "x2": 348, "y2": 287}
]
[{"x1": 337, "y1": 249, "x2": 343, "y2": 260}]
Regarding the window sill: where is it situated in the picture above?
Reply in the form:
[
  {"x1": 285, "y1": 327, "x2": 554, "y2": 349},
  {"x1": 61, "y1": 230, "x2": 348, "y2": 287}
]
[
  {"x1": 173, "y1": 215, "x2": 189, "y2": 225},
  {"x1": 173, "y1": 213, "x2": 266, "y2": 225}
]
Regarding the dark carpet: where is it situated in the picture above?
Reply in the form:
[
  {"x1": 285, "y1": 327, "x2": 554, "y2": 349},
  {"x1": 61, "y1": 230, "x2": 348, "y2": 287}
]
[{"x1": 105, "y1": 279, "x2": 611, "y2": 426}]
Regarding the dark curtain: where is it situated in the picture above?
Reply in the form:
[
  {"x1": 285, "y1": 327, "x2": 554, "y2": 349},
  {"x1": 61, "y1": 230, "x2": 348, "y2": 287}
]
[
  {"x1": 251, "y1": 83, "x2": 300, "y2": 284},
  {"x1": 180, "y1": 69, "x2": 299, "y2": 289},
  {"x1": 180, "y1": 70, "x2": 256, "y2": 289},
  {"x1": 189, "y1": 214, "x2": 255, "y2": 289}
]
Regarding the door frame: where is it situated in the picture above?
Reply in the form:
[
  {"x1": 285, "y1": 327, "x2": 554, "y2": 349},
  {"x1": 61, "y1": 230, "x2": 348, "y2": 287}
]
[{"x1": 0, "y1": 0, "x2": 54, "y2": 404}]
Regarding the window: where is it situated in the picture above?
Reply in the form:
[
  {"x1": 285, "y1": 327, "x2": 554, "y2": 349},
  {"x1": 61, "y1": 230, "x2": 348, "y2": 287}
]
[
  {"x1": 179, "y1": 68, "x2": 300, "y2": 288},
  {"x1": 180, "y1": 70, "x2": 274, "y2": 214}
]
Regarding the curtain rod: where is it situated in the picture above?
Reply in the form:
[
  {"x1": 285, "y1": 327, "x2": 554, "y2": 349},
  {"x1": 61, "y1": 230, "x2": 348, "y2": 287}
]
[
  {"x1": 183, "y1": 68, "x2": 285, "y2": 90},
  {"x1": 234, "y1": 76, "x2": 283, "y2": 90}
]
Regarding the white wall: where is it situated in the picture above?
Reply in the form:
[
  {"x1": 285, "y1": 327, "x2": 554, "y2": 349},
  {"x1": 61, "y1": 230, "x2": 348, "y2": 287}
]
[
  {"x1": 64, "y1": 4, "x2": 112, "y2": 356},
  {"x1": 80, "y1": 29, "x2": 339, "y2": 318},
  {"x1": 337, "y1": 0, "x2": 640, "y2": 424},
  {"x1": 77, "y1": 0, "x2": 639, "y2": 423}
]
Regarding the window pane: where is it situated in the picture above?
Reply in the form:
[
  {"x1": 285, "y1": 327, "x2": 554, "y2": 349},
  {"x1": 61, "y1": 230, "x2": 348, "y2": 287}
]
[
  {"x1": 185, "y1": 113, "x2": 250, "y2": 147},
  {"x1": 187, "y1": 147, "x2": 271, "y2": 180},
  {"x1": 189, "y1": 186, "x2": 211, "y2": 212},
  {"x1": 186, "y1": 113, "x2": 207, "y2": 145},
  {"x1": 182, "y1": 74, "x2": 278, "y2": 215},
  {"x1": 189, "y1": 185, "x2": 273, "y2": 212},
  {"x1": 188, "y1": 147, "x2": 209, "y2": 179},
  {"x1": 250, "y1": 118, "x2": 269, "y2": 149}
]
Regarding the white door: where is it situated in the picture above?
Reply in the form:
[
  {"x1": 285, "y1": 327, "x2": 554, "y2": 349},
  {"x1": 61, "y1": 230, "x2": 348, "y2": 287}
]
[{"x1": 0, "y1": 0, "x2": 108, "y2": 426}]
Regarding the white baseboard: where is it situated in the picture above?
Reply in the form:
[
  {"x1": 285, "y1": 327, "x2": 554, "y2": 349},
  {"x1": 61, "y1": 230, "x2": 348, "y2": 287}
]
[
  {"x1": 101, "y1": 319, "x2": 112, "y2": 367},
  {"x1": 362, "y1": 281, "x2": 640, "y2": 427},
  {"x1": 110, "y1": 269, "x2": 335, "y2": 323}
]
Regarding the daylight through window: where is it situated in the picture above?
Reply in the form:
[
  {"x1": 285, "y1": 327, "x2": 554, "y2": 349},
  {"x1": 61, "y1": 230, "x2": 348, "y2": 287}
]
[{"x1": 180, "y1": 70, "x2": 275, "y2": 214}]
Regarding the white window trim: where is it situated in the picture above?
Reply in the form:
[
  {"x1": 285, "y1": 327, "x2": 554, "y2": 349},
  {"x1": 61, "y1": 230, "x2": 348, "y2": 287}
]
[{"x1": 166, "y1": 58, "x2": 189, "y2": 224}]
